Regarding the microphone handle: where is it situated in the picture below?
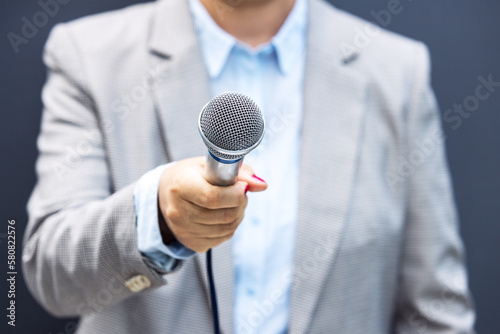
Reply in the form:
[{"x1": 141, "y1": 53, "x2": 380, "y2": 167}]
[{"x1": 204, "y1": 151, "x2": 243, "y2": 186}]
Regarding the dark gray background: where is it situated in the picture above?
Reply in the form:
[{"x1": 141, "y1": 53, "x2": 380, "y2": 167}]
[{"x1": 1, "y1": 0, "x2": 498, "y2": 333}]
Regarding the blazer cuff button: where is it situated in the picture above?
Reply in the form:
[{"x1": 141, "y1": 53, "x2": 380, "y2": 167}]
[{"x1": 125, "y1": 274, "x2": 152, "y2": 292}]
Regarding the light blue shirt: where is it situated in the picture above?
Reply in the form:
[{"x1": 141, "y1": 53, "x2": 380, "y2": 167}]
[{"x1": 134, "y1": 0, "x2": 307, "y2": 332}]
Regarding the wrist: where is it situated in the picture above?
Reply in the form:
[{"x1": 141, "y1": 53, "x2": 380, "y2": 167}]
[{"x1": 157, "y1": 193, "x2": 176, "y2": 246}]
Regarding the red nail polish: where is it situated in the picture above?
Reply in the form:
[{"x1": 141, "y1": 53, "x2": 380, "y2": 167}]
[
  {"x1": 245, "y1": 184, "x2": 249, "y2": 194},
  {"x1": 252, "y1": 175, "x2": 266, "y2": 183}
]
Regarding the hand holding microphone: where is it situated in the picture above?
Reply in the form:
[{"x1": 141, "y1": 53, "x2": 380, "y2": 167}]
[
  {"x1": 158, "y1": 157, "x2": 266, "y2": 253},
  {"x1": 158, "y1": 92, "x2": 266, "y2": 253}
]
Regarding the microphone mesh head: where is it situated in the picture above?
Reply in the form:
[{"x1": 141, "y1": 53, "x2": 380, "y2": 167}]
[{"x1": 200, "y1": 92, "x2": 264, "y2": 160}]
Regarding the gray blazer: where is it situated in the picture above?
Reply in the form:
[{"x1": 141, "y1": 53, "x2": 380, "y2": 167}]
[{"x1": 23, "y1": 0, "x2": 475, "y2": 333}]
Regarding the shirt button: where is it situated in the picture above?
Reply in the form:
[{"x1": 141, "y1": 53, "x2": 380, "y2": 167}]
[
  {"x1": 246, "y1": 287, "x2": 255, "y2": 296},
  {"x1": 252, "y1": 218, "x2": 259, "y2": 226}
]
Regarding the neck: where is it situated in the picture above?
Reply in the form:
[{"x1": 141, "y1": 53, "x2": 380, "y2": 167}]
[{"x1": 200, "y1": 0, "x2": 296, "y2": 47}]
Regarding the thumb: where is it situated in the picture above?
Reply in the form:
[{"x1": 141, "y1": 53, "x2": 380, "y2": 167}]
[{"x1": 238, "y1": 164, "x2": 268, "y2": 192}]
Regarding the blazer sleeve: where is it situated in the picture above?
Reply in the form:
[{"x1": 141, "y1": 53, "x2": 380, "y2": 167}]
[
  {"x1": 393, "y1": 42, "x2": 476, "y2": 333},
  {"x1": 22, "y1": 24, "x2": 170, "y2": 318}
]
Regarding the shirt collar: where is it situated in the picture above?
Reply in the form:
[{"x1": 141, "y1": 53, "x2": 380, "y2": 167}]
[
  {"x1": 188, "y1": 0, "x2": 308, "y2": 78},
  {"x1": 272, "y1": 0, "x2": 308, "y2": 75}
]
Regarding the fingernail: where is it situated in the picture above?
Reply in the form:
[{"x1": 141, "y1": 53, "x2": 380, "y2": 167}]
[
  {"x1": 252, "y1": 175, "x2": 266, "y2": 183},
  {"x1": 245, "y1": 184, "x2": 249, "y2": 194}
]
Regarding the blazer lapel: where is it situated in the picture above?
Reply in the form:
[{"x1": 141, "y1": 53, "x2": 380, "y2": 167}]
[
  {"x1": 289, "y1": 1, "x2": 369, "y2": 333},
  {"x1": 148, "y1": 0, "x2": 210, "y2": 161},
  {"x1": 149, "y1": 50, "x2": 209, "y2": 161},
  {"x1": 148, "y1": 0, "x2": 234, "y2": 332}
]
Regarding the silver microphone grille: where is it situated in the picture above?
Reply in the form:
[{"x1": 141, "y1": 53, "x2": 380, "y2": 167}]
[{"x1": 199, "y1": 92, "x2": 265, "y2": 160}]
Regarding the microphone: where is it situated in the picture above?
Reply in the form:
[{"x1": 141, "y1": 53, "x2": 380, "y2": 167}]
[
  {"x1": 197, "y1": 92, "x2": 265, "y2": 334},
  {"x1": 198, "y1": 91, "x2": 265, "y2": 186}
]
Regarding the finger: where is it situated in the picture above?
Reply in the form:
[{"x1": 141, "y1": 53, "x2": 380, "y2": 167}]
[
  {"x1": 180, "y1": 198, "x2": 247, "y2": 225},
  {"x1": 181, "y1": 178, "x2": 248, "y2": 209},
  {"x1": 239, "y1": 163, "x2": 255, "y2": 176},
  {"x1": 189, "y1": 215, "x2": 244, "y2": 238},
  {"x1": 238, "y1": 164, "x2": 267, "y2": 192},
  {"x1": 186, "y1": 231, "x2": 236, "y2": 253}
]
